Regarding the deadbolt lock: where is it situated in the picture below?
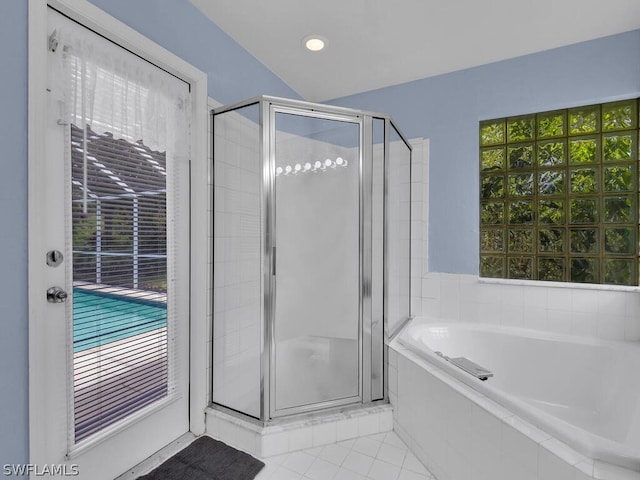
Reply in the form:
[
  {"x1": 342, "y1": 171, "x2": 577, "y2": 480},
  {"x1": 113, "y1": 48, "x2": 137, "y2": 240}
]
[{"x1": 46, "y1": 250, "x2": 64, "y2": 267}]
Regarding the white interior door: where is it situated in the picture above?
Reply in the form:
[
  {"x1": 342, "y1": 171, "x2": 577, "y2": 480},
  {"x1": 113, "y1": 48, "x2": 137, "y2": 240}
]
[{"x1": 29, "y1": 7, "x2": 192, "y2": 479}]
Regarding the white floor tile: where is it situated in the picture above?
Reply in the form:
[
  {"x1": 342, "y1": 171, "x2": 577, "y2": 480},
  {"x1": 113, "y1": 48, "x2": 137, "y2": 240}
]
[
  {"x1": 307, "y1": 446, "x2": 324, "y2": 456},
  {"x1": 268, "y1": 465, "x2": 305, "y2": 480},
  {"x1": 343, "y1": 450, "x2": 376, "y2": 476},
  {"x1": 376, "y1": 442, "x2": 407, "y2": 467},
  {"x1": 305, "y1": 458, "x2": 340, "y2": 480},
  {"x1": 333, "y1": 469, "x2": 367, "y2": 480},
  {"x1": 402, "y1": 451, "x2": 430, "y2": 476},
  {"x1": 397, "y1": 470, "x2": 432, "y2": 480},
  {"x1": 283, "y1": 451, "x2": 317, "y2": 475},
  {"x1": 255, "y1": 427, "x2": 435, "y2": 480},
  {"x1": 368, "y1": 432, "x2": 387, "y2": 442},
  {"x1": 367, "y1": 459, "x2": 401, "y2": 480},
  {"x1": 319, "y1": 444, "x2": 351, "y2": 466},
  {"x1": 383, "y1": 432, "x2": 406, "y2": 449},
  {"x1": 338, "y1": 439, "x2": 357, "y2": 449},
  {"x1": 352, "y1": 437, "x2": 382, "y2": 458},
  {"x1": 255, "y1": 462, "x2": 280, "y2": 480}
]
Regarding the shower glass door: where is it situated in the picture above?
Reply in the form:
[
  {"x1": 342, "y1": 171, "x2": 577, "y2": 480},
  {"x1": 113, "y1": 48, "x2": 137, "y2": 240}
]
[{"x1": 271, "y1": 109, "x2": 361, "y2": 416}]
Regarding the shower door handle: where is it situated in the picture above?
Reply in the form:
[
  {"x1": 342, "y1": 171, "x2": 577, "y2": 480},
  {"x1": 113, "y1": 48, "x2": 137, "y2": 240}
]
[{"x1": 272, "y1": 246, "x2": 276, "y2": 275}]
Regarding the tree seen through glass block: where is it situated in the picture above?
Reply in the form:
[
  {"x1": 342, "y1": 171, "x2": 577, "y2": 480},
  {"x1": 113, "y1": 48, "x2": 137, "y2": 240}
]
[
  {"x1": 538, "y1": 170, "x2": 564, "y2": 195},
  {"x1": 480, "y1": 256, "x2": 504, "y2": 277},
  {"x1": 507, "y1": 117, "x2": 534, "y2": 142},
  {"x1": 571, "y1": 258, "x2": 599, "y2": 283},
  {"x1": 604, "y1": 259, "x2": 634, "y2": 285},
  {"x1": 508, "y1": 256, "x2": 532, "y2": 279},
  {"x1": 570, "y1": 168, "x2": 598, "y2": 193},
  {"x1": 480, "y1": 121, "x2": 505, "y2": 146},
  {"x1": 604, "y1": 166, "x2": 633, "y2": 192},
  {"x1": 604, "y1": 227, "x2": 634, "y2": 255},
  {"x1": 480, "y1": 99, "x2": 639, "y2": 285},
  {"x1": 539, "y1": 229, "x2": 564, "y2": 253},
  {"x1": 508, "y1": 229, "x2": 533, "y2": 253},
  {"x1": 538, "y1": 141, "x2": 565, "y2": 166},
  {"x1": 570, "y1": 228, "x2": 598, "y2": 254},
  {"x1": 570, "y1": 198, "x2": 598, "y2": 224},
  {"x1": 481, "y1": 147, "x2": 505, "y2": 171},
  {"x1": 481, "y1": 202, "x2": 504, "y2": 225},
  {"x1": 539, "y1": 200, "x2": 564, "y2": 224},
  {"x1": 538, "y1": 257, "x2": 564, "y2": 281},
  {"x1": 569, "y1": 138, "x2": 599, "y2": 164},
  {"x1": 480, "y1": 229, "x2": 504, "y2": 252},
  {"x1": 481, "y1": 175, "x2": 505, "y2": 199},
  {"x1": 569, "y1": 107, "x2": 599, "y2": 134},
  {"x1": 604, "y1": 196, "x2": 634, "y2": 223},
  {"x1": 508, "y1": 145, "x2": 533, "y2": 169},
  {"x1": 537, "y1": 111, "x2": 565, "y2": 138},
  {"x1": 602, "y1": 101, "x2": 636, "y2": 131},
  {"x1": 508, "y1": 173, "x2": 533, "y2": 196},
  {"x1": 603, "y1": 133, "x2": 635, "y2": 161},
  {"x1": 509, "y1": 201, "x2": 533, "y2": 224}
]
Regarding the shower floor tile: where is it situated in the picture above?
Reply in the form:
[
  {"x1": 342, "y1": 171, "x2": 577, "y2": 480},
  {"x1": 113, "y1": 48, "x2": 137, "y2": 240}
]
[{"x1": 255, "y1": 431, "x2": 435, "y2": 480}]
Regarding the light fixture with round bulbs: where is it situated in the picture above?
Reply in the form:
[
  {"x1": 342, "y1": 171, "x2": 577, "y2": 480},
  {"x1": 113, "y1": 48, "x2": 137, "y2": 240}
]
[{"x1": 303, "y1": 35, "x2": 327, "y2": 52}]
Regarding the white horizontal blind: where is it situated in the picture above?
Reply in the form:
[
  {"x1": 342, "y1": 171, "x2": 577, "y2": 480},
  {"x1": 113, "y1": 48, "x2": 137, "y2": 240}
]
[
  {"x1": 52, "y1": 10, "x2": 190, "y2": 444},
  {"x1": 70, "y1": 125, "x2": 171, "y2": 442}
]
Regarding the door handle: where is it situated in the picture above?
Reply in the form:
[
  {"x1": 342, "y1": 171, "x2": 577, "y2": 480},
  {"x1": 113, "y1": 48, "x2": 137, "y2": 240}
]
[{"x1": 47, "y1": 286, "x2": 68, "y2": 303}]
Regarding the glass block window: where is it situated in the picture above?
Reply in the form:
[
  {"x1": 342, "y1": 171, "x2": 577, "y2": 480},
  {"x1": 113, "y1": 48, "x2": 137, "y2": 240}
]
[{"x1": 480, "y1": 99, "x2": 639, "y2": 285}]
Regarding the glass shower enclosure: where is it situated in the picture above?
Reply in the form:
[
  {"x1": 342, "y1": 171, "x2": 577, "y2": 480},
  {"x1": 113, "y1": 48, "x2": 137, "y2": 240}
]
[{"x1": 212, "y1": 96, "x2": 411, "y2": 421}]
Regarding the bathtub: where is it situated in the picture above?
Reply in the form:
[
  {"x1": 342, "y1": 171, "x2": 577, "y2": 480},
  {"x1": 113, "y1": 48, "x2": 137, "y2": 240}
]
[{"x1": 393, "y1": 318, "x2": 640, "y2": 478}]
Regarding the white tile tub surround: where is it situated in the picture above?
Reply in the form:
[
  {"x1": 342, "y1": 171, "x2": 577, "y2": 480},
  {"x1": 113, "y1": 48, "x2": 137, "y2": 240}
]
[
  {"x1": 390, "y1": 342, "x2": 640, "y2": 480},
  {"x1": 421, "y1": 272, "x2": 640, "y2": 342},
  {"x1": 205, "y1": 404, "x2": 394, "y2": 459}
]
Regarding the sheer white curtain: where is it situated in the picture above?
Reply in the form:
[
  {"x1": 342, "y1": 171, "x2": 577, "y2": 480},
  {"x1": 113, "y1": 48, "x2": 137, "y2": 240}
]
[{"x1": 52, "y1": 17, "x2": 190, "y2": 157}]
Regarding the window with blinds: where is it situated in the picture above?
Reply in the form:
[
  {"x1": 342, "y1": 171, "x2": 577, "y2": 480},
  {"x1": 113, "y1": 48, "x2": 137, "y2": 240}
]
[{"x1": 71, "y1": 125, "x2": 171, "y2": 441}]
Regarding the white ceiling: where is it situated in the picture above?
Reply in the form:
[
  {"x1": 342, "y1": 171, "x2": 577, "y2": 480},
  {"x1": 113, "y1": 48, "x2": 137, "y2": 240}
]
[{"x1": 190, "y1": 0, "x2": 640, "y2": 102}]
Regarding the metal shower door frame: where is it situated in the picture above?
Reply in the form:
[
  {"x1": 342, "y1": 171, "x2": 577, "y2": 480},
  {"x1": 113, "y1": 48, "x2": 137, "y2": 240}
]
[
  {"x1": 263, "y1": 98, "x2": 368, "y2": 419},
  {"x1": 211, "y1": 95, "x2": 411, "y2": 423}
]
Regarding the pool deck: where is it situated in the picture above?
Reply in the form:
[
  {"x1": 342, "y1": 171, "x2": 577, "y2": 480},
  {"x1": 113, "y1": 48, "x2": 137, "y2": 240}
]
[
  {"x1": 74, "y1": 327, "x2": 169, "y2": 441},
  {"x1": 74, "y1": 281, "x2": 167, "y2": 303},
  {"x1": 72, "y1": 282, "x2": 169, "y2": 441}
]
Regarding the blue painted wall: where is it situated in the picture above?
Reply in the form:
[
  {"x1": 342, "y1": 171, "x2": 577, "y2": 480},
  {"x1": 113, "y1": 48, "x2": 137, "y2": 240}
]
[
  {"x1": 88, "y1": 0, "x2": 301, "y2": 104},
  {"x1": 330, "y1": 30, "x2": 640, "y2": 274},
  {"x1": 0, "y1": 0, "x2": 29, "y2": 468},
  {"x1": 0, "y1": 0, "x2": 297, "y2": 466}
]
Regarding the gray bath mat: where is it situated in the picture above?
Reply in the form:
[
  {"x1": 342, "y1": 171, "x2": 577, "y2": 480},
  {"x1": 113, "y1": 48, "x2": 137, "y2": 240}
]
[{"x1": 138, "y1": 436, "x2": 264, "y2": 480}]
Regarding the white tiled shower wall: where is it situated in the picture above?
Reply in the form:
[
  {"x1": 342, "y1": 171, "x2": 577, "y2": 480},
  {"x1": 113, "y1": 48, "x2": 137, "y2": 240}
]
[
  {"x1": 410, "y1": 138, "x2": 429, "y2": 318},
  {"x1": 420, "y1": 272, "x2": 640, "y2": 341}
]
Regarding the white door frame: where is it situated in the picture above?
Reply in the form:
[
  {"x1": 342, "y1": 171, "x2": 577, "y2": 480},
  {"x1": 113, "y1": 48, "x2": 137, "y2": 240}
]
[{"x1": 28, "y1": 0, "x2": 208, "y2": 470}]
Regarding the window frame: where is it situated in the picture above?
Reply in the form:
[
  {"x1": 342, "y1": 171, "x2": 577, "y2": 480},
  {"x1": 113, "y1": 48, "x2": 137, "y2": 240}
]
[{"x1": 479, "y1": 98, "x2": 640, "y2": 286}]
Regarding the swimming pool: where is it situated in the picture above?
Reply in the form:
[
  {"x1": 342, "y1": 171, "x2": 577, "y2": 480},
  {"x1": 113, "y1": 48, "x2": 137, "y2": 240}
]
[{"x1": 73, "y1": 289, "x2": 167, "y2": 352}]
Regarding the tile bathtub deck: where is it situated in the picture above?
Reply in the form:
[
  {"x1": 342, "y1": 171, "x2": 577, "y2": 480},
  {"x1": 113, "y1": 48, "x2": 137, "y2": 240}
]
[{"x1": 255, "y1": 431, "x2": 435, "y2": 480}]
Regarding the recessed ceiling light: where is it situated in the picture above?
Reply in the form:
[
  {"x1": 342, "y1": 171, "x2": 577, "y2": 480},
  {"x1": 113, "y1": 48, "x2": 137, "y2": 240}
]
[{"x1": 303, "y1": 35, "x2": 327, "y2": 52}]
